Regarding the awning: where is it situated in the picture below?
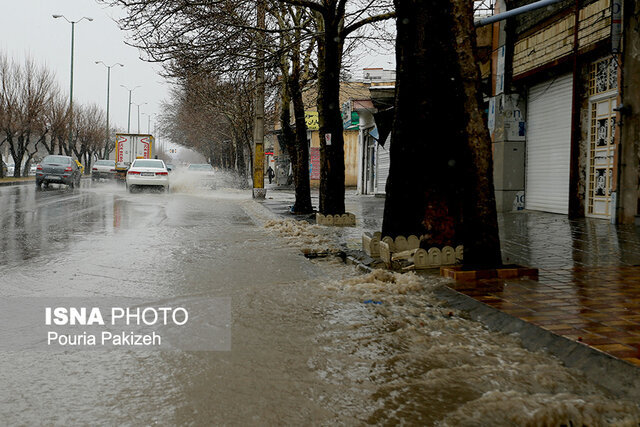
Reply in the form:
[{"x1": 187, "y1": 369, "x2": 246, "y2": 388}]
[{"x1": 372, "y1": 107, "x2": 394, "y2": 147}]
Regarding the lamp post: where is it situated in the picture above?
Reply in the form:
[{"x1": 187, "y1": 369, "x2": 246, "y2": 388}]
[
  {"x1": 141, "y1": 112, "x2": 156, "y2": 134},
  {"x1": 53, "y1": 14, "x2": 93, "y2": 148},
  {"x1": 95, "y1": 61, "x2": 123, "y2": 158},
  {"x1": 132, "y1": 102, "x2": 147, "y2": 134},
  {"x1": 120, "y1": 85, "x2": 140, "y2": 133}
]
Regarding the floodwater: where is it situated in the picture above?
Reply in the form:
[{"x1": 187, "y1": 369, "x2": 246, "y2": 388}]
[{"x1": 0, "y1": 177, "x2": 638, "y2": 425}]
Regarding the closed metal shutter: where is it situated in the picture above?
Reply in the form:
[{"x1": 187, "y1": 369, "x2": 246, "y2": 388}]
[
  {"x1": 526, "y1": 74, "x2": 573, "y2": 214},
  {"x1": 375, "y1": 134, "x2": 391, "y2": 195}
]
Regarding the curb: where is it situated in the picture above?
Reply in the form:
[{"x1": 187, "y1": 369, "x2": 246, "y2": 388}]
[
  {"x1": 433, "y1": 285, "x2": 640, "y2": 402},
  {"x1": 345, "y1": 255, "x2": 373, "y2": 273}
]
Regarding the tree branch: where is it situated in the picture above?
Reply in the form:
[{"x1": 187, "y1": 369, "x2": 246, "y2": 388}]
[
  {"x1": 342, "y1": 11, "x2": 395, "y2": 37},
  {"x1": 277, "y1": 0, "x2": 325, "y2": 15}
]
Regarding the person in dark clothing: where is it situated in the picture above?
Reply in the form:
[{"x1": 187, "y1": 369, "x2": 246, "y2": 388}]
[{"x1": 267, "y1": 166, "x2": 275, "y2": 184}]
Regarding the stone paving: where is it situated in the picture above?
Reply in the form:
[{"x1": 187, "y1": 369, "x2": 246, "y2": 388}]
[
  {"x1": 260, "y1": 186, "x2": 640, "y2": 368},
  {"x1": 455, "y1": 212, "x2": 640, "y2": 367}
]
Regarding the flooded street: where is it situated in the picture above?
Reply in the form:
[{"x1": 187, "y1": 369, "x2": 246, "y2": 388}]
[{"x1": 1, "y1": 182, "x2": 638, "y2": 425}]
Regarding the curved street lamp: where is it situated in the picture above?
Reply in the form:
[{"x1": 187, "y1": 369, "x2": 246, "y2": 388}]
[
  {"x1": 95, "y1": 61, "x2": 124, "y2": 157},
  {"x1": 53, "y1": 15, "x2": 93, "y2": 147},
  {"x1": 120, "y1": 85, "x2": 141, "y2": 133}
]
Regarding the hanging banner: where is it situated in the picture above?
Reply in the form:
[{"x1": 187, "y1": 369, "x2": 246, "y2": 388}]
[
  {"x1": 304, "y1": 111, "x2": 319, "y2": 130},
  {"x1": 309, "y1": 147, "x2": 320, "y2": 180}
]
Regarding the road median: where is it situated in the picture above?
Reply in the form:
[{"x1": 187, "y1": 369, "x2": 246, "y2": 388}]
[{"x1": 0, "y1": 176, "x2": 35, "y2": 186}]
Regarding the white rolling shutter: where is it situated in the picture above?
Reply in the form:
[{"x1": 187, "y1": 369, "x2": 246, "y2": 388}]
[
  {"x1": 526, "y1": 74, "x2": 573, "y2": 214},
  {"x1": 375, "y1": 134, "x2": 391, "y2": 195}
]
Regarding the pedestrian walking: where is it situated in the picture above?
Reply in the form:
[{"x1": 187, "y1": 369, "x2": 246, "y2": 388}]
[{"x1": 267, "y1": 166, "x2": 275, "y2": 184}]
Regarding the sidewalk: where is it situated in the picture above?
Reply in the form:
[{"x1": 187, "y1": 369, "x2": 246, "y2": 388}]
[{"x1": 260, "y1": 186, "x2": 640, "y2": 369}]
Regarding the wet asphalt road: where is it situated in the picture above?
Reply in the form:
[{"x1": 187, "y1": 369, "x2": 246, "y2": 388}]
[
  {"x1": 0, "y1": 181, "x2": 339, "y2": 424},
  {"x1": 1, "y1": 180, "x2": 639, "y2": 425}
]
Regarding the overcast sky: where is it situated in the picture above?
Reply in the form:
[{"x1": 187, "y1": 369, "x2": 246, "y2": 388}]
[
  {"x1": 0, "y1": 0, "x2": 168, "y2": 135},
  {"x1": 0, "y1": 0, "x2": 395, "y2": 158}
]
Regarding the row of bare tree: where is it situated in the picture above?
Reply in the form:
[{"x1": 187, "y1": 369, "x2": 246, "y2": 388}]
[
  {"x1": 110, "y1": 0, "x2": 503, "y2": 267},
  {"x1": 158, "y1": 72, "x2": 258, "y2": 177},
  {"x1": 0, "y1": 53, "x2": 111, "y2": 178},
  {"x1": 108, "y1": 0, "x2": 393, "y2": 214}
]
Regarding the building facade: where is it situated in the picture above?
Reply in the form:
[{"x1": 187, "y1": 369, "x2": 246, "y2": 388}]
[{"x1": 489, "y1": 0, "x2": 636, "y2": 223}]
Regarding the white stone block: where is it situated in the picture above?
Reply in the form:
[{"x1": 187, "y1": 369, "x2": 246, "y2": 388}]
[
  {"x1": 407, "y1": 235, "x2": 420, "y2": 249},
  {"x1": 414, "y1": 248, "x2": 429, "y2": 269},
  {"x1": 395, "y1": 236, "x2": 408, "y2": 252},
  {"x1": 442, "y1": 246, "x2": 456, "y2": 265},
  {"x1": 427, "y1": 247, "x2": 442, "y2": 266}
]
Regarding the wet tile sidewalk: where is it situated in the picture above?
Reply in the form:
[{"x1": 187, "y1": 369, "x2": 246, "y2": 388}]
[
  {"x1": 448, "y1": 268, "x2": 640, "y2": 367},
  {"x1": 450, "y1": 212, "x2": 640, "y2": 367},
  {"x1": 261, "y1": 188, "x2": 640, "y2": 368}
]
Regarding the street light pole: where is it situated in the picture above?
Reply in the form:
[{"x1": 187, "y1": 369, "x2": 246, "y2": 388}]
[
  {"x1": 53, "y1": 15, "x2": 93, "y2": 149},
  {"x1": 132, "y1": 102, "x2": 147, "y2": 134},
  {"x1": 120, "y1": 85, "x2": 140, "y2": 133},
  {"x1": 143, "y1": 112, "x2": 157, "y2": 134},
  {"x1": 96, "y1": 62, "x2": 124, "y2": 158}
]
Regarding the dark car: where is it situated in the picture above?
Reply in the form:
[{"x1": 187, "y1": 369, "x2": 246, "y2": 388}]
[{"x1": 36, "y1": 155, "x2": 82, "y2": 189}]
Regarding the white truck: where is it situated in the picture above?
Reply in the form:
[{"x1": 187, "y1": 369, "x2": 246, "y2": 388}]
[{"x1": 115, "y1": 133, "x2": 155, "y2": 180}]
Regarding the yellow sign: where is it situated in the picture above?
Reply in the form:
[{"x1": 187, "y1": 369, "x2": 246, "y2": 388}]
[{"x1": 305, "y1": 111, "x2": 319, "y2": 131}]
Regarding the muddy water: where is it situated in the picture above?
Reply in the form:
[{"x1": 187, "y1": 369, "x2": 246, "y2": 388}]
[
  {"x1": 0, "y1": 183, "x2": 638, "y2": 425},
  {"x1": 310, "y1": 269, "x2": 640, "y2": 425},
  {"x1": 261, "y1": 216, "x2": 640, "y2": 425}
]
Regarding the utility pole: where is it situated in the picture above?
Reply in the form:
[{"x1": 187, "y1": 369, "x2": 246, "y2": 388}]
[
  {"x1": 252, "y1": 0, "x2": 266, "y2": 199},
  {"x1": 142, "y1": 112, "x2": 156, "y2": 134},
  {"x1": 132, "y1": 102, "x2": 147, "y2": 134},
  {"x1": 121, "y1": 85, "x2": 140, "y2": 133},
  {"x1": 96, "y1": 62, "x2": 124, "y2": 158}
]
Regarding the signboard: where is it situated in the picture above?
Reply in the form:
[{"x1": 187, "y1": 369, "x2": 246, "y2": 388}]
[
  {"x1": 611, "y1": 0, "x2": 622, "y2": 53},
  {"x1": 305, "y1": 111, "x2": 319, "y2": 130},
  {"x1": 309, "y1": 147, "x2": 320, "y2": 180},
  {"x1": 488, "y1": 97, "x2": 496, "y2": 136},
  {"x1": 496, "y1": 46, "x2": 505, "y2": 95},
  {"x1": 325, "y1": 133, "x2": 332, "y2": 146},
  {"x1": 342, "y1": 101, "x2": 352, "y2": 128}
]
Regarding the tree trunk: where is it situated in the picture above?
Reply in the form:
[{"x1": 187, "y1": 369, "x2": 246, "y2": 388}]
[
  {"x1": 279, "y1": 80, "x2": 298, "y2": 181},
  {"x1": 9, "y1": 137, "x2": 25, "y2": 178},
  {"x1": 382, "y1": 0, "x2": 501, "y2": 268},
  {"x1": 451, "y1": 0, "x2": 502, "y2": 266},
  {"x1": 289, "y1": 76, "x2": 313, "y2": 214},
  {"x1": 317, "y1": 16, "x2": 346, "y2": 215}
]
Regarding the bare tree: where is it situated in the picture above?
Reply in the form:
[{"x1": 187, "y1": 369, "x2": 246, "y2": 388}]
[
  {"x1": 105, "y1": 0, "x2": 394, "y2": 214},
  {"x1": 41, "y1": 89, "x2": 70, "y2": 156},
  {"x1": 73, "y1": 104, "x2": 106, "y2": 173},
  {"x1": 159, "y1": 73, "x2": 256, "y2": 179},
  {"x1": 277, "y1": 0, "x2": 395, "y2": 214},
  {"x1": 0, "y1": 55, "x2": 56, "y2": 177},
  {"x1": 272, "y1": 4, "x2": 316, "y2": 213}
]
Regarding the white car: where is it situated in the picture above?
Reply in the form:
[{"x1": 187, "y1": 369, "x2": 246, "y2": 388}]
[
  {"x1": 91, "y1": 159, "x2": 117, "y2": 181},
  {"x1": 186, "y1": 163, "x2": 217, "y2": 188},
  {"x1": 126, "y1": 159, "x2": 170, "y2": 192}
]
